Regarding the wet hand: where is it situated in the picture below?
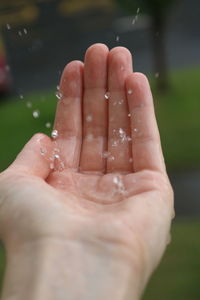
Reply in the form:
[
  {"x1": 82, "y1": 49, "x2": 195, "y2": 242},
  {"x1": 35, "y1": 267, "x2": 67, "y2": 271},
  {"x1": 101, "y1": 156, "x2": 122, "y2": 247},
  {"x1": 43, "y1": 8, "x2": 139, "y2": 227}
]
[{"x1": 0, "y1": 44, "x2": 174, "y2": 298}]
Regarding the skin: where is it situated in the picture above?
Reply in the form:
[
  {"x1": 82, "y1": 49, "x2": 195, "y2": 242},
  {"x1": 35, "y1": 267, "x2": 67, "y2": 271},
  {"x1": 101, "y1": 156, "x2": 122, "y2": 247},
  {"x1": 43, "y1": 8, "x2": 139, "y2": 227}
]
[{"x1": 0, "y1": 44, "x2": 174, "y2": 300}]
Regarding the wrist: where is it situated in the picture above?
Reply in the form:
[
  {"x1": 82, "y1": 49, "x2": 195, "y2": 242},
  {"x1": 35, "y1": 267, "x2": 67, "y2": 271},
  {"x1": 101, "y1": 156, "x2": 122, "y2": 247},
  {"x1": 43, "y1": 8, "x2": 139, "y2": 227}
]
[{"x1": 2, "y1": 237, "x2": 144, "y2": 300}]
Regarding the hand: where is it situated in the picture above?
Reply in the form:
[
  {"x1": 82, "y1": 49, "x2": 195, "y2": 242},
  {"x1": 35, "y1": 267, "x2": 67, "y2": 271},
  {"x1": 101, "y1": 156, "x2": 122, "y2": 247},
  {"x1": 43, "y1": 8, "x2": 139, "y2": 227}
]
[{"x1": 0, "y1": 44, "x2": 174, "y2": 300}]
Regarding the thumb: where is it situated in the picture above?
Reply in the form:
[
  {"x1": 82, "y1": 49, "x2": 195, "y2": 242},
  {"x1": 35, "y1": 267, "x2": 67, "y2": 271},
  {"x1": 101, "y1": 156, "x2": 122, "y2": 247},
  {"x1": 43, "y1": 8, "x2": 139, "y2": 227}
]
[{"x1": 8, "y1": 133, "x2": 53, "y2": 179}]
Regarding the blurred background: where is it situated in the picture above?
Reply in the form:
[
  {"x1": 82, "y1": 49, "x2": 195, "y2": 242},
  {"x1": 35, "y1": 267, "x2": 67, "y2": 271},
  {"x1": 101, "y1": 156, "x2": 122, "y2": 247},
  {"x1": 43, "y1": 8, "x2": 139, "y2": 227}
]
[{"x1": 0, "y1": 0, "x2": 200, "y2": 298}]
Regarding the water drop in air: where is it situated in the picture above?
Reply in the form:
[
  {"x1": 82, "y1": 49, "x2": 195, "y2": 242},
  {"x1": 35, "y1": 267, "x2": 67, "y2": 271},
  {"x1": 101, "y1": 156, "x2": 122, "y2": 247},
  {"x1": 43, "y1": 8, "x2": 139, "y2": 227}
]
[
  {"x1": 45, "y1": 122, "x2": 51, "y2": 128},
  {"x1": 18, "y1": 31, "x2": 22, "y2": 36},
  {"x1": 54, "y1": 154, "x2": 60, "y2": 159},
  {"x1": 51, "y1": 129, "x2": 58, "y2": 139},
  {"x1": 128, "y1": 113, "x2": 131, "y2": 117},
  {"x1": 26, "y1": 101, "x2": 32, "y2": 108},
  {"x1": 32, "y1": 110, "x2": 40, "y2": 118},
  {"x1": 116, "y1": 35, "x2": 120, "y2": 42},
  {"x1": 23, "y1": 28, "x2": 27, "y2": 34},
  {"x1": 19, "y1": 94, "x2": 24, "y2": 99},
  {"x1": 155, "y1": 72, "x2": 159, "y2": 78},
  {"x1": 6, "y1": 24, "x2": 11, "y2": 30}
]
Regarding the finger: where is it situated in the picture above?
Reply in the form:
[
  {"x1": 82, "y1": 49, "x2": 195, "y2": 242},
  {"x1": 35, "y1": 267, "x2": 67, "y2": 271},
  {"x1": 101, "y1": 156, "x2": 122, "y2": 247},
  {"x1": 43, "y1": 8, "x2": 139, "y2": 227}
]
[
  {"x1": 53, "y1": 61, "x2": 83, "y2": 170},
  {"x1": 107, "y1": 47, "x2": 133, "y2": 173},
  {"x1": 80, "y1": 44, "x2": 109, "y2": 173},
  {"x1": 8, "y1": 134, "x2": 53, "y2": 179},
  {"x1": 126, "y1": 73, "x2": 166, "y2": 173}
]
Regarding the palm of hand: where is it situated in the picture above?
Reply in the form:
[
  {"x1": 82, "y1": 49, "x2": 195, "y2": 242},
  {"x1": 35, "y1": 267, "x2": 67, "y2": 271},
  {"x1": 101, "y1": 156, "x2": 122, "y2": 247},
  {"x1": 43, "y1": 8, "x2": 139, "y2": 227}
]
[{"x1": 0, "y1": 44, "x2": 173, "y2": 281}]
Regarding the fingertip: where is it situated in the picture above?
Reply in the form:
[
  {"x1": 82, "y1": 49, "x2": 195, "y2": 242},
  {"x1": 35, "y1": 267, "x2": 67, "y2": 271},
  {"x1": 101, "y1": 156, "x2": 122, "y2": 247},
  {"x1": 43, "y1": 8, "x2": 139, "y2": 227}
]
[
  {"x1": 126, "y1": 72, "x2": 150, "y2": 93},
  {"x1": 85, "y1": 43, "x2": 109, "y2": 57},
  {"x1": 59, "y1": 60, "x2": 84, "y2": 98}
]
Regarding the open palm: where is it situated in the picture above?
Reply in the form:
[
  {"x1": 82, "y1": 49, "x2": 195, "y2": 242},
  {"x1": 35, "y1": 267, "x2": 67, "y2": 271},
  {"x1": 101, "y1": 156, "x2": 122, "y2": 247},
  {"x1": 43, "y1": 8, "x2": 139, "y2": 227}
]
[{"x1": 0, "y1": 44, "x2": 174, "y2": 293}]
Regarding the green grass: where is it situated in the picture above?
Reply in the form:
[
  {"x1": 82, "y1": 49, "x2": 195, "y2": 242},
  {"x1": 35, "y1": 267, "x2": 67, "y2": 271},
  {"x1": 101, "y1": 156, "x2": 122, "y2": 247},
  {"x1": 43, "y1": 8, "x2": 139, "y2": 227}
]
[
  {"x1": 153, "y1": 67, "x2": 200, "y2": 171},
  {"x1": 0, "y1": 67, "x2": 200, "y2": 172},
  {"x1": 0, "y1": 91, "x2": 57, "y2": 171},
  {"x1": 0, "y1": 218, "x2": 200, "y2": 298},
  {"x1": 143, "y1": 218, "x2": 200, "y2": 300}
]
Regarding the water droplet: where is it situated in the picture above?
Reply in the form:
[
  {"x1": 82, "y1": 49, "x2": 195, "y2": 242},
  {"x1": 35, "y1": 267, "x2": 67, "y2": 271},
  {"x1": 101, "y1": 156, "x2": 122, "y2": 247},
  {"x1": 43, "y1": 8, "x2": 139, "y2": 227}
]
[
  {"x1": 6, "y1": 24, "x2": 11, "y2": 30},
  {"x1": 23, "y1": 28, "x2": 27, "y2": 34},
  {"x1": 32, "y1": 110, "x2": 40, "y2": 118},
  {"x1": 19, "y1": 94, "x2": 24, "y2": 99},
  {"x1": 104, "y1": 92, "x2": 110, "y2": 100},
  {"x1": 45, "y1": 122, "x2": 51, "y2": 128},
  {"x1": 113, "y1": 175, "x2": 125, "y2": 194},
  {"x1": 128, "y1": 113, "x2": 131, "y2": 117},
  {"x1": 40, "y1": 148, "x2": 47, "y2": 156},
  {"x1": 127, "y1": 89, "x2": 133, "y2": 95},
  {"x1": 51, "y1": 129, "x2": 58, "y2": 139},
  {"x1": 132, "y1": 15, "x2": 138, "y2": 25},
  {"x1": 86, "y1": 134, "x2": 93, "y2": 141},
  {"x1": 55, "y1": 91, "x2": 63, "y2": 100},
  {"x1": 86, "y1": 115, "x2": 92, "y2": 122},
  {"x1": 137, "y1": 7, "x2": 140, "y2": 14},
  {"x1": 127, "y1": 136, "x2": 132, "y2": 142},
  {"x1": 118, "y1": 99, "x2": 124, "y2": 105},
  {"x1": 108, "y1": 155, "x2": 115, "y2": 161},
  {"x1": 102, "y1": 151, "x2": 110, "y2": 158},
  {"x1": 134, "y1": 128, "x2": 138, "y2": 132},
  {"x1": 5, "y1": 65, "x2": 10, "y2": 71},
  {"x1": 56, "y1": 85, "x2": 60, "y2": 90},
  {"x1": 116, "y1": 35, "x2": 120, "y2": 42},
  {"x1": 54, "y1": 154, "x2": 60, "y2": 159},
  {"x1": 112, "y1": 140, "x2": 118, "y2": 147},
  {"x1": 113, "y1": 176, "x2": 119, "y2": 185},
  {"x1": 50, "y1": 163, "x2": 54, "y2": 169},
  {"x1": 26, "y1": 101, "x2": 32, "y2": 108},
  {"x1": 18, "y1": 30, "x2": 22, "y2": 36},
  {"x1": 155, "y1": 72, "x2": 159, "y2": 78},
  {"x1": 119, "y1": 128, "x2": 124, "y2": 136}
]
